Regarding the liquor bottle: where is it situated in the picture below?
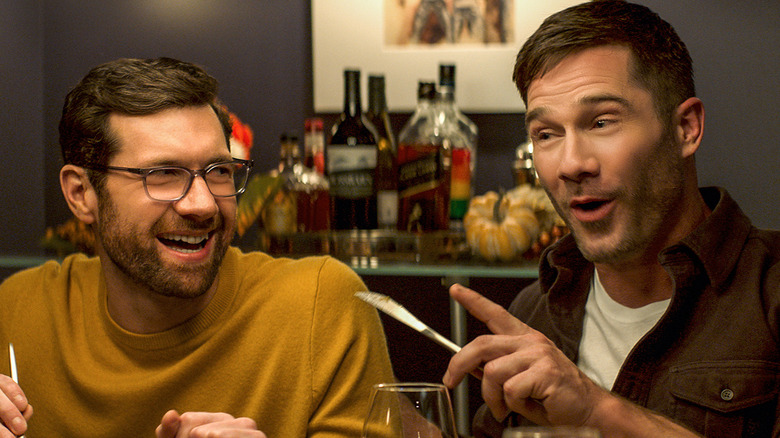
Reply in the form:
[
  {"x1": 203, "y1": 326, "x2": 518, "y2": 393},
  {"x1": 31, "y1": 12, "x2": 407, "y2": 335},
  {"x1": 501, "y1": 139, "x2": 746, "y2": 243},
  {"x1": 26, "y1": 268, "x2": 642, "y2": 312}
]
[
  {"x1": 295, "y1": 166, "x2": 331, "y2": 232},
  {"x1": 366, "y1": 74, "x2": 398, "y2": 230},
  {"x1": 397, "y1": 80, "x2": 452, "y2": 232},
  {"x1": 304, "y1": 117, "x2": 325, "y2": 175},
  {"x1": 267, "y1": 133, "x2": 331, "y2": 233},
  {"x1": 327, "y1": 69, "x2": 378, "y2": 230},
  {"x1": 438, "y1": 64, "x2": 478, "y2": 226},
  {"x1": 263, "y1": 133, "x2": 299, "y2": 235}
]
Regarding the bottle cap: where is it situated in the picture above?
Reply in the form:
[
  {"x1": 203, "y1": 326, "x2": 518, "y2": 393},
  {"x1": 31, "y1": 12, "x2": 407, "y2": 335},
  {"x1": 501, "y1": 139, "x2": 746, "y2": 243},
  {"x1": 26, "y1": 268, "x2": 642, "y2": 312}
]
[
  {"x1": 417, "y1": 81, "x2": 436, "y2": 100},
  {"x1": 305, "y1": 117, "x2": 323, "y2": 131},
  {"x1": 439, "y1": 64, "x2": 456, "y2": 88}
]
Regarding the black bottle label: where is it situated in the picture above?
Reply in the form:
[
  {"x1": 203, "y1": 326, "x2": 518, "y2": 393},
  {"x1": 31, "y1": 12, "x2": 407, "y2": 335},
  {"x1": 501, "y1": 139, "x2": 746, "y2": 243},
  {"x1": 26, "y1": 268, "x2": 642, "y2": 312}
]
[{"x1": 327, "y1": 144, "x2": 377, "y2": 199}]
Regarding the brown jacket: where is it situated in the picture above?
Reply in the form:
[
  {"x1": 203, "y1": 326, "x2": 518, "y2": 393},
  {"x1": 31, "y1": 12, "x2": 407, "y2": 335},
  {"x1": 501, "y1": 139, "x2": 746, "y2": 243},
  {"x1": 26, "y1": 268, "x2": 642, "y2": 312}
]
[{"x1": 474, "y1": 187, "x2": 780, "y2": 438}]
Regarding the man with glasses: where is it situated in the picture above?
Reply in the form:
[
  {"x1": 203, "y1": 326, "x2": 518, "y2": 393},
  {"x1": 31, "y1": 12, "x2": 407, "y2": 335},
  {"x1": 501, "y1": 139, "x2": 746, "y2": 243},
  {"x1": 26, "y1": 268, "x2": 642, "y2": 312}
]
[{"x1": 0, "y1": 57, "x2": 394, "y2": 437}]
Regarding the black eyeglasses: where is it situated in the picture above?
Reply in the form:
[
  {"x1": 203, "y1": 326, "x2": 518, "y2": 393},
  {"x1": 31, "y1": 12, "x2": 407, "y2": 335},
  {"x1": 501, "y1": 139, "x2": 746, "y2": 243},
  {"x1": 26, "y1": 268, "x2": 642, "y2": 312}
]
[{"x1": 86, "y1": 159, "x2": 253, "y2": 202}]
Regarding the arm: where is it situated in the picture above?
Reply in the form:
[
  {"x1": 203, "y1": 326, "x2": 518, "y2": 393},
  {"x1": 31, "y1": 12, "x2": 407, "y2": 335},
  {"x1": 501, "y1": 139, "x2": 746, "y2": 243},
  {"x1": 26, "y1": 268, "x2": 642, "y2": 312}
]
[
  {"x1": 0, "y1": 375, "x2": 32, "y2": 438},
  {"x1": 155, "y1": 410, "x2": 266, "y2": 438},
  {"x1": 442, "y1": 284, "x2": 701, "y2": 438},
  {"x1": 307, "y1": 258, "x2": 396, "y2": 437}
]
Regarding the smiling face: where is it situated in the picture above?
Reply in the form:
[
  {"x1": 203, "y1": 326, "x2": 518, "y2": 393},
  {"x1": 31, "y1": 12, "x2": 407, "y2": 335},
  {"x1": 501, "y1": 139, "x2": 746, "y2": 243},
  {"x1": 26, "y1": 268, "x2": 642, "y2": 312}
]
[
  {"x1": 95, "y1": 105, "x2": 236, "y2": 299},
  {"x1": 526, "y1": 46, "x2": 690, "y2": 265}
]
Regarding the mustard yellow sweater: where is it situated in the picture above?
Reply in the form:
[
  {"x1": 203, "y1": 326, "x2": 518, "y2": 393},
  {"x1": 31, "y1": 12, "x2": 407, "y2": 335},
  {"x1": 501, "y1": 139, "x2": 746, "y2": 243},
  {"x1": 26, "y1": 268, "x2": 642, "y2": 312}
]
[{"x1": 0, "y1": 247, "x2": 394, "y2": 437}]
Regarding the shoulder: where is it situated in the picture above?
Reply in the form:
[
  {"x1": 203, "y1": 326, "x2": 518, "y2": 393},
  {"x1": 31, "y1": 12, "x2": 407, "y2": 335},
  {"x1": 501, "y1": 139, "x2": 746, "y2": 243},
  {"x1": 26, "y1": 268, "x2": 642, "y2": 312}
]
[
  {"x1": 0, "y1": 253, "x2": 99, "y2": 293},
  {"x1": 228, "y1": 248, "x2": 365, "y2": 306},
  {"x1": 230, "y1": 248, "x2": 361, "y2": 288},
  {"x1": 0, "y1": 254, "x2": 100, "y2": 319},
  {"x1": 734, "y1": 226, "x2": 780, "y2": 292},
  {"x1": 745, "y1": 227, "x2": 780, "y2": 259}
]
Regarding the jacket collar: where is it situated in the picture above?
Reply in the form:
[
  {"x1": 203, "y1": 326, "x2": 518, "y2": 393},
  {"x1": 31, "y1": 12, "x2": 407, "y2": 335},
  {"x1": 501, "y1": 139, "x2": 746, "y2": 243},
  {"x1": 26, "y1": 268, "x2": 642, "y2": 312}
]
[
  {"x1": 541, "y1": 187, "x2": 751, "y2": 293},
  {"x1": 668, "y1": 187, "x2": 752, "y2": 288}
]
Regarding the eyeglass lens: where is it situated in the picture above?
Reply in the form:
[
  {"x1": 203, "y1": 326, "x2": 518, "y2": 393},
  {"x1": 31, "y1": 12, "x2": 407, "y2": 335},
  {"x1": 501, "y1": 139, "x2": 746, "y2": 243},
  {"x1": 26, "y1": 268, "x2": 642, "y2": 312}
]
[{"x1": 144, "y1": 162, "x2": 250, "y2": 201}]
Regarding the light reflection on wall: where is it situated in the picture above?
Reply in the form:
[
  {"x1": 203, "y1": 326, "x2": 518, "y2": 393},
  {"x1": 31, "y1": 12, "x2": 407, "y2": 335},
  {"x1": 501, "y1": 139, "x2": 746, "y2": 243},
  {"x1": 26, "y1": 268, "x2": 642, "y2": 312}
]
[{"x1": 139, "y1": 0, "x2": 222, "y2": 26}]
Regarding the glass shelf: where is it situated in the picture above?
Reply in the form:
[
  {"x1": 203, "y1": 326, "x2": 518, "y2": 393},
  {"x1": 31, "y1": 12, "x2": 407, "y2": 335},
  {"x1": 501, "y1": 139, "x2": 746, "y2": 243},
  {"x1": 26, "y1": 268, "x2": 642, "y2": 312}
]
[{"x1": 257, "y1": 230, "x2": 539, "y2": 279}]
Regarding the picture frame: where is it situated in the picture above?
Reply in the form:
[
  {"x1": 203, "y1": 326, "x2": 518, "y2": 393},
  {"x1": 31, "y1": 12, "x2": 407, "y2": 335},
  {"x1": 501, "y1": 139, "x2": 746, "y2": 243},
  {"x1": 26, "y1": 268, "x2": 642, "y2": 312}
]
[{"x1": 312, "y1": 0, "x2": 581, "y2": 113}]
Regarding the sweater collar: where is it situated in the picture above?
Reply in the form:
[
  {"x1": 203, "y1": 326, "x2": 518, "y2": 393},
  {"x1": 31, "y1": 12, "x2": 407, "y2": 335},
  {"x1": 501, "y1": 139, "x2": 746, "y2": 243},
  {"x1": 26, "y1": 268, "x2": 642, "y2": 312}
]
[{"x1": 100, "y1": 247, "x2": 240, "y2": 351}]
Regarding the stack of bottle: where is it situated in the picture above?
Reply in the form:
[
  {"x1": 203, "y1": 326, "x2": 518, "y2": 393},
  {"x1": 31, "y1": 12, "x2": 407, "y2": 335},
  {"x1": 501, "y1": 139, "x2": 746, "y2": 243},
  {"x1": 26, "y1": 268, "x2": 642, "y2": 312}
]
[
  {"x1": 262, "y1": 64, "x2": 478, "y2": 235},
  {"x1": 262, "y1": 132, "x2": 331, "y2": 235}
]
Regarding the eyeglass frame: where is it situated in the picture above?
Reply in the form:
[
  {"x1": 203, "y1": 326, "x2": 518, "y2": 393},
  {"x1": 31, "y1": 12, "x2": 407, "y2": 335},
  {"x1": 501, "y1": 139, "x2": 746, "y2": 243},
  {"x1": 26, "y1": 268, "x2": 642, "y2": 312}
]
[{"x1": 83, "y1": 158, "x2": 254, "y2": 202}]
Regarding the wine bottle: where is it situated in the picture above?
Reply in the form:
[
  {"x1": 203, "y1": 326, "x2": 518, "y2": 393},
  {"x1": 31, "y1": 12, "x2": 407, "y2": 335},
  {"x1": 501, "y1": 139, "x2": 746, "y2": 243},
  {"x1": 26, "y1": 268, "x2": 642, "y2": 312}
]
[
  {"x1": 438, "y1": 64, "x2": 477, "y2": 225},
  {"x1": 397, "y1": 80, "x2": 451, "y2": 232},
  {"x1": 366, "y1": 74, "x2": 398, "y2": 230},
  {"x1": 327, "y1": 69, "x2": 378, "y2": 230}
]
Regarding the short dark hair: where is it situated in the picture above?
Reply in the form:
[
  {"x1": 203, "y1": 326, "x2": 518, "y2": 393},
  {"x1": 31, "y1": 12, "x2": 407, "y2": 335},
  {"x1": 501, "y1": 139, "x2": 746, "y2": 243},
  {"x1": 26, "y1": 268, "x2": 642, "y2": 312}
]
[
  {"x1": 513, "y1": 0, "x2": 694, "y2": 123},
  {"x1": 59, "y1": 57, "x2": 232, "y2": 187}
]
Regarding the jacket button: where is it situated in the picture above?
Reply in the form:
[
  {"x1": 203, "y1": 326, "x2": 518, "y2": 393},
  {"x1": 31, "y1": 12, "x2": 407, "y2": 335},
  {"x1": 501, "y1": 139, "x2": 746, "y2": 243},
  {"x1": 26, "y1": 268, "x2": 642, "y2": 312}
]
[{"x1": 720, "y1": 388, "x2": 734, "y2": 401}]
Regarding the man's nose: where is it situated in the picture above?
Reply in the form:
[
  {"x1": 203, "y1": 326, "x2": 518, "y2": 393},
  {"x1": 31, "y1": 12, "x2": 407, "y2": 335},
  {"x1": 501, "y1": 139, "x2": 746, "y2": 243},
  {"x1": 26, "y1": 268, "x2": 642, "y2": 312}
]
[
  {"x1": 557, "y1": 133, "x2": 599, "y2": 183},
  {"x1": 173, "y1": 175, "x2": 219, "y2": 220}
]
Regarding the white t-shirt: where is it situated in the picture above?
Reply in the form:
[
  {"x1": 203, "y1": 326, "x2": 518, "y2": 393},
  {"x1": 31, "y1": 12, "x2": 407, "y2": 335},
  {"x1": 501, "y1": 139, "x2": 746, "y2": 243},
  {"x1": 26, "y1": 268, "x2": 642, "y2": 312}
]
[{"x1": 577, "y1": 269, "x2": 670, "y2": 389}]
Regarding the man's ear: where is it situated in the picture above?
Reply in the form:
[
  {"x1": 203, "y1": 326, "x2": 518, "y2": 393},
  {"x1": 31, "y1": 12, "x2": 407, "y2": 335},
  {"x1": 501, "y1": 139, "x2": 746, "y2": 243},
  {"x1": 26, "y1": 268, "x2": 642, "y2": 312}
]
[
  {"x1": 60, "y1": 165, "x2": 99, "y2": 224},
  {"x1": 675, "y1": 97, "x2": 705, "y2": 159}
]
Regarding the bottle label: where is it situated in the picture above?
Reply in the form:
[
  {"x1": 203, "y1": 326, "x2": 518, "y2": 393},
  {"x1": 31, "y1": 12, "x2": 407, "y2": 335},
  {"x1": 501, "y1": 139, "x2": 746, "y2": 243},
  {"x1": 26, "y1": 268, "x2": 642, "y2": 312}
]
[
  {"x1": 397, "y1": 144, "x2": 450, "y2": 231},
  {"x1": 327, "y1": 144, "x2": 377, "y2": 199},
  {"x1": 450, "y1": 147, "x2": 471, "y2": 219},
  {"x1": 377, "y1": 190, "x2": 398, "y2": 228},
  {"x1": 398, "y1": 151, "x2": 442, "y2": 196},
  {"x1": 263, "y1": 190, "x2": 297, "y2": 235}
]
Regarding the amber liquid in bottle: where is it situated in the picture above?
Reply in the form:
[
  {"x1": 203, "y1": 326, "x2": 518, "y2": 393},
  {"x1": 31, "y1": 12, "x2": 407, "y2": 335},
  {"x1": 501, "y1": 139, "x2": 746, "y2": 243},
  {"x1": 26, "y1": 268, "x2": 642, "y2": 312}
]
[
  {"x1": 397, "y1": 142, "x2": 451, "y2": 231},
  {"x1": 397, "y1": 81, "x2": 451, "y2": 232}
]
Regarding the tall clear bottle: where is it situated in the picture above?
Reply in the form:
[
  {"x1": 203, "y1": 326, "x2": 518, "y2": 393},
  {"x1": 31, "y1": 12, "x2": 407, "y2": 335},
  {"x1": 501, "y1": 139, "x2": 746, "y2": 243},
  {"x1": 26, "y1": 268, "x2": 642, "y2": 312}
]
[
  {"x1": 397, "y1": 80, "x2": 452, "y2": 232},
  {"x1": 366, "y1": 74, "x2": 398, "y2": 230},
  {"x1": 438, "y1": 64, "x2": 478, "y2": 227},
  {"x1": 327, "y1": 69, "x2": 378, "y2": 230}
]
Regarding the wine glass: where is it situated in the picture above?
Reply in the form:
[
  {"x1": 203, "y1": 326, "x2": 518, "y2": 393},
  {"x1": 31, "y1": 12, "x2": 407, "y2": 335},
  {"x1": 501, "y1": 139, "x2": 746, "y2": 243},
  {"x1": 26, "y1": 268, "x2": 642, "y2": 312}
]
[
  {"x1": 362, "y1": 382, "x2": 459, "y2": 438},
  {"x1": 502, "y1": 426, "x2": 601, "y2": 438}
]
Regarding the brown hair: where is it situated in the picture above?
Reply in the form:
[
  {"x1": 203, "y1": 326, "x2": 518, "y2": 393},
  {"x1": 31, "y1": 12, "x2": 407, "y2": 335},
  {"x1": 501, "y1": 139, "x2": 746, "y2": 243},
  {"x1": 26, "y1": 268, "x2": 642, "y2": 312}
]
[
  {"x1": 59, "y1": 57, "x2": 232, "y2": 187},
  {"x1": 513, "y1": 0, "x2": 694, "y2": 123}
]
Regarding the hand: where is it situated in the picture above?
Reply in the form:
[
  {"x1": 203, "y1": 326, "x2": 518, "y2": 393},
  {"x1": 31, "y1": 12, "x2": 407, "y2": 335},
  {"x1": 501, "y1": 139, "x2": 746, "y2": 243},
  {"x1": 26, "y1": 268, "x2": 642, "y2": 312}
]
[
  {"x1": 156, "y1": 410, "x2": 266, "y2": 438},
  {"x1": 0, "y1": 374, "x2": 33, "y2": 438},
  {"x1": 442, "y1": 284, "x2": 608, "y2": 427}
]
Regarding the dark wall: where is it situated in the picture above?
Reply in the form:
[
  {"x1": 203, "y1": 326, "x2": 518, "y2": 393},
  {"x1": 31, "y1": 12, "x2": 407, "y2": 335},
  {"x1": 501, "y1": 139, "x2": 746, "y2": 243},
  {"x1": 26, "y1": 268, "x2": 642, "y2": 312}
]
[
  {"x1": 0, "y1": 0, "x2": 45, "y2": 256},
  {"x1": 40, "y1": 1, "x2": 315, "y2": 234},
  {"x1": 1, "y1": 0, "x2": 778, "y2": 256},
  {"x1": 640, "y1": 0, "x2": 780, "y2": 230}
]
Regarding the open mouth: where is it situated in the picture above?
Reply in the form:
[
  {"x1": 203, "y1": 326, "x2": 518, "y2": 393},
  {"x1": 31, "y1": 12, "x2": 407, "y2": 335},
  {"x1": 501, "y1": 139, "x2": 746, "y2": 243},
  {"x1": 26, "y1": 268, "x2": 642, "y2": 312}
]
[
  {"x1": 573, "y1": 200, "x2": 608, "y2": 211},
  {"x1": 569, "y1": 197, "x2": 613, "y2": 223},
  {"x1": 158, "y1": 233, "x2": 210, "y2": 254}
]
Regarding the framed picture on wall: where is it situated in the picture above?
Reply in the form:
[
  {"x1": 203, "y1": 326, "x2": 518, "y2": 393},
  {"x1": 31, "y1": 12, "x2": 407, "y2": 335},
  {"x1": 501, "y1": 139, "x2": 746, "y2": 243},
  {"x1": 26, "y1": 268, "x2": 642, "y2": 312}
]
[{"x1": 312, "y1": 0, "x2": 580, "y2": 113}]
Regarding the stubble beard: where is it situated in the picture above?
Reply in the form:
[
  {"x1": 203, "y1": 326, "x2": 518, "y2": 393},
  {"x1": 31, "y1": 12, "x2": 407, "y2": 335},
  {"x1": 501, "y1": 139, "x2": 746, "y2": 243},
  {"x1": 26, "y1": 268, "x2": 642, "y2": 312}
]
[
  {"x1": 549, "y1": 128, "x2": 686, "y2": 265},
  {"x1": 96, "y1": 195, "x2": 231, "y2": 300}
]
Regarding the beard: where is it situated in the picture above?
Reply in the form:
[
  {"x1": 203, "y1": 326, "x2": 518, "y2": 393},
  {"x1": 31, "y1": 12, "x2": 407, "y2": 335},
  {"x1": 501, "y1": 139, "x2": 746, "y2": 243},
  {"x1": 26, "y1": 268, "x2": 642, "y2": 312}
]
[
  {"x1": 96, "y1": 195, "x2": 232, "y2": 299},
  {"x1": 550, "y1": 126, "x2": 687, "y2": 264}
]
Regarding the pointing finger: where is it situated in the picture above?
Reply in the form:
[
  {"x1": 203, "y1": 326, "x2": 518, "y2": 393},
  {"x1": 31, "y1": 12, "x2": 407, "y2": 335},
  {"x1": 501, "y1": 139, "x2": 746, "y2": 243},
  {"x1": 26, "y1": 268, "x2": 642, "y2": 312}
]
[{"x1": 449, "y1": 284, "x2": 531, "y2": 335}]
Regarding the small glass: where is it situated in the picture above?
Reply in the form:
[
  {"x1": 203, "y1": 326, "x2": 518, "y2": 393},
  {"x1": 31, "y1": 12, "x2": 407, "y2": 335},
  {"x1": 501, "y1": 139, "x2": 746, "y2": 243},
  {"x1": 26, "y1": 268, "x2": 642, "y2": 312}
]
[
  {"x1": 503, "y1": 426, "x2": 601, "y2": 438},
  {"x1": 362, "y1": 382, "x2": 458, "y2": 438}
]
